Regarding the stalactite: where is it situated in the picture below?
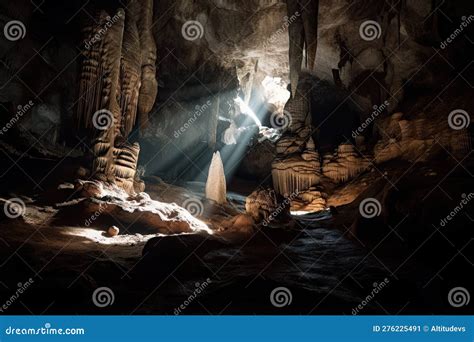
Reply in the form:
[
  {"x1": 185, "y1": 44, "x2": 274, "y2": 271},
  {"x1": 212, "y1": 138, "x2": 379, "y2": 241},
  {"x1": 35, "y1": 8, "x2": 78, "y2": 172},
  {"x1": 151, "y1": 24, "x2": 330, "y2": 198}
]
[
  {"x1": 287, "y1": 0, "x2": 304, "y2": 98},
  {"x1": 300, "y1": 0, "x2": 319, "y2": 71},
  {"x1": 287, "y1": 0, "x2": 319, "y2": 97},
  {"x1": 272, "y1": 158, "x2": 320, "y2": 196}
]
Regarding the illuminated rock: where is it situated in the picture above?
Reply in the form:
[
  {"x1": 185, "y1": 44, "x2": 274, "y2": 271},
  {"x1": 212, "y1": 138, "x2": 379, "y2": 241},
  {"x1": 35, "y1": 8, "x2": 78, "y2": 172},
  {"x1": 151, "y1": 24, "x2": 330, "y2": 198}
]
[
  {"x1": 205, "y1": 151, "x2": 227, "y2": 204},
  {"x1": 272, "y1": 138, "x2": 321, "y2": 196},
  {"x1": 72, "y1": 180, "x2": 212, "y2": 235},
  {"x1": 374, "y1": 112, "x2": 471, "y2": 164},
  {"x1": 322, "y1": 144, "x2": 370, "y2": 183},
  {"x1": 107, "y1": 226, "x2": 120, "y2": 237},
  {"x1": 290, "y1": 185, "x2": 328, "y2": 213}
]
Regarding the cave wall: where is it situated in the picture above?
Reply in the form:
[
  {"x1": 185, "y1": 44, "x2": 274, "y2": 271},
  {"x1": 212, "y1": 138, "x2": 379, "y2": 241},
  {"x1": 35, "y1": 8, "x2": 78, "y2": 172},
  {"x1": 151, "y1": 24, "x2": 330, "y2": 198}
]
[{"x1": 314, "y1": 0, "x2": 473, "y2": 114}]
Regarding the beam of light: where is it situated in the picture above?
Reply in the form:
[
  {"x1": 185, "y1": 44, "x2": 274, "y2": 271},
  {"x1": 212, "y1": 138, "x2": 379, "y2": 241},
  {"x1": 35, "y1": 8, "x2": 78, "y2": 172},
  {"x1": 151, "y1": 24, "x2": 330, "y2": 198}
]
[
  {"x1": 235, "y1": 97, "x2": 262, "y2": 127},
  {"x1": 219, "y1": 128, "x2": 253, "y2": 181},
  {"x1": 218, "y1": 95, "x2": 274, "y2": 182}
]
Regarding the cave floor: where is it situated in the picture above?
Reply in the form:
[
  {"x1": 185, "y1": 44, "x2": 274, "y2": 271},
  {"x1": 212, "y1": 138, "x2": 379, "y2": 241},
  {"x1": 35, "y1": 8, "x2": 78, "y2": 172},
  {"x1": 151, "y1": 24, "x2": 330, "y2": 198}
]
[
  {"x1": 0, "y1": 209, "x2": 393, "y2": 314},
  {"x1": 0, "y1": 159, "x2": 472, "y2": 315},
  {"x1": 0, "y1": 187, "x2": 448, "y2": 315}
]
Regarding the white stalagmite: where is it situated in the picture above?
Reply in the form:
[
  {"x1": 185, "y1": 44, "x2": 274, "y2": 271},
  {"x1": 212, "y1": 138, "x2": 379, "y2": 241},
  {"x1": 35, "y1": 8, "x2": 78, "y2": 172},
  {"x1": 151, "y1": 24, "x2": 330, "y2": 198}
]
[{"x1": 205, "y1": 151, "x2": 227, "y2": 204}]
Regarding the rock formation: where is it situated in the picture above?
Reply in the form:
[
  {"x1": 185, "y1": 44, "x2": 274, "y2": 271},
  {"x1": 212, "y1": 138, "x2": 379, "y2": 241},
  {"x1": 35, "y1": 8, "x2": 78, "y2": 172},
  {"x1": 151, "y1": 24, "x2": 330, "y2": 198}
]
[
  {"x1": 322, "y1": 143, "x2": 371, "y2": 183},
  {"x1": 245, "y1": 188, "x2": 291, "y2": 224},
  {"x1": 76, "y1": 1, "x2": 158, "y2": 194},
  {"x1": 136, "y1": 0, "x2": 158, "y2": 130},
  {"x1": 72, "y1": 180, "x2": 212, "y2": 235},
  {"x1": 374, "y1": 112, "x2": 471, "y2": 164},
  {"x1": 272, "y1": 76, "x2": 319, "y2": 197},
  {"x1": 271, "y1": 76, "x2": 327, "y2": 211},
  {"x1": 287, "y1": 0, "x2": 319, "y2": 97},
  {"x1": 272, "y1": 140, "x2": 321, "y2": 197},
  {"x1": 290, "y1": 185, "x2": 328, "y2": 213}
]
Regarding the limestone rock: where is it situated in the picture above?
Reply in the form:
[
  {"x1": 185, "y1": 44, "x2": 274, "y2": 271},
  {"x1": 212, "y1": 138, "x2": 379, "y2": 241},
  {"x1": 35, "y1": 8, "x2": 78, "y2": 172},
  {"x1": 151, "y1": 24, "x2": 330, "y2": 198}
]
[
  {"x1": 222, "y1": 214, "x2": 255, "y2": 236},
  {"x1": 69, "y1": 180, "x2": 212, "y2": 235},
  {"x1": 291, "y1": 185, "x2": 328, "y2": 213},
  {"x1": 272, "y1": 138, "x2": 321, "y2": 196},
  {"x1": 245, "y1": 188, "x2": 291, "y2": 224},
  {"x1": 272, "y1": 156, "x2": 321, "y2": 196},
  {"x1": 76, "y1": 3, "x2": 157, "y2": 194},
  {"x1": 205, "y1": 151, "x2": 227, "y2": 204},
  {"x1": 322, "y1": 144, "x2": 370, "y2": 183},
  {"x1": 107, "y1": 226, "x2": 120, "y2": 237},
  {"x1": 374, "y1": 112, "x2": 471, "y2": 164}
]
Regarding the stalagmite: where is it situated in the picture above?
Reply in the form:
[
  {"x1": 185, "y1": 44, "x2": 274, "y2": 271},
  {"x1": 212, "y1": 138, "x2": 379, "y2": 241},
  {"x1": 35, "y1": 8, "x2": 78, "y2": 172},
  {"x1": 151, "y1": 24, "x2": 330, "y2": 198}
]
[
  {"x1": 77, "y1": 8, "x2": 125, "y2": 182},
  {"x1": 75, "y1": 1, "x2": 158, "y2": 194},
  {"x1": 114, "y1": 142, "x2": 141, "y2": 194},
  {"x1": 205, "y1": 152, "x2": 227, "y2": 204},
  {"x1": 272, "y1": 78, "x2": 317, "y2": 197}
]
